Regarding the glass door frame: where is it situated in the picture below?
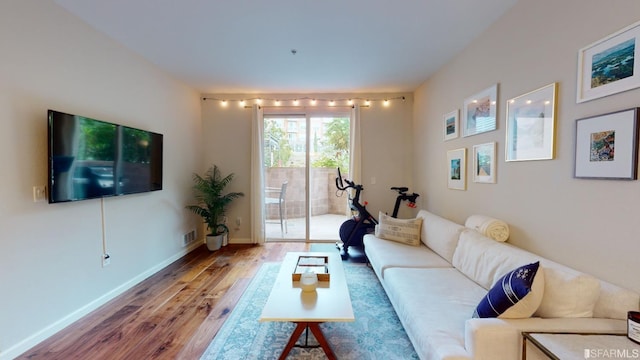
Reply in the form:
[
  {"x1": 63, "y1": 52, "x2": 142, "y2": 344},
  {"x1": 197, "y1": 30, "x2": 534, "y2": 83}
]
[{"x1": 263, "y1": 106, "x2": 351, "y2": 242}]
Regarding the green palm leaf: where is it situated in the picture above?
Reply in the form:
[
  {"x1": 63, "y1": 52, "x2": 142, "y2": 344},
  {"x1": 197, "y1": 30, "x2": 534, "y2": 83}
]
[{"x1": 186, "y1": 165, "x2": 244, "y2": 235}]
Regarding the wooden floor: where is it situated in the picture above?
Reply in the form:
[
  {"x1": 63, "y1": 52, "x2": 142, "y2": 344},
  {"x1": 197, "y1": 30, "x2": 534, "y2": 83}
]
[{"x1": 18, "y1": 242, "x2": 309, "y2": 360}]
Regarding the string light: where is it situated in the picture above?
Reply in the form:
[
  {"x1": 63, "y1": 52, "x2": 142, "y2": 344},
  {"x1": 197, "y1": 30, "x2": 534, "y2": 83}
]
[{"x1": 202, "y1": 96, "x2": 407, "y2": 108}]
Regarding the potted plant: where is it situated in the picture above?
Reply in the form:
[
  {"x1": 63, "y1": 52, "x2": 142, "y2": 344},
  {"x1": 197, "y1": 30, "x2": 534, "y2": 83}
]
[{"x1": 186, "y1": 165, "x2": 244, "y2": 251}]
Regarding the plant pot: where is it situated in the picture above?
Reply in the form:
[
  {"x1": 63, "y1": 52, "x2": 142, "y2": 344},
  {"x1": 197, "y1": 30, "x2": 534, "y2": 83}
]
[{"x1": 206, "y1": 234, "x2": 224, "y2": 251}]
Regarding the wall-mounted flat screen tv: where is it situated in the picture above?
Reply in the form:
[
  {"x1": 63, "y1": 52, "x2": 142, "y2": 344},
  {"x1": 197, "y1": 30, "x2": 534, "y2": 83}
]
[{"x1": 48, "y1": 110, "x2": 163, "y2": 203}]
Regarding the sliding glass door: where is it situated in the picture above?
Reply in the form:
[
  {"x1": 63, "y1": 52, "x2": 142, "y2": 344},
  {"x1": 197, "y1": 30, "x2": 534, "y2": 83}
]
[{"x1": 263, "y1": 111, "x2": 350, "y2": 242}]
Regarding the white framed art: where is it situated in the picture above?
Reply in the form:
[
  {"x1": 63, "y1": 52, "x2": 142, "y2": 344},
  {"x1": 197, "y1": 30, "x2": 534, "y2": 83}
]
[
  {"x1": 577, "y1": 20, "x2": 640, "y2": 103},
  {"x1": 505, "y1": 83, "x2": 557, "y2": 161},
  {"x1": 443, "y1": 109, "x2": 459, "y2": 141},
  {"x1": 447, "y1": 148, "x2": 466, "y2": 190},
  {"x1": 463, "y1": 84, "x2": 498, "y2": 137},
  {"x1": 473, "y1": 142, "x2": 496, "y2": 183}
]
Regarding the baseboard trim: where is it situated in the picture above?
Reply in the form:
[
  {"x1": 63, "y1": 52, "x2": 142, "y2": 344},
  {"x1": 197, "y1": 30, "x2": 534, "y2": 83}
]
[
  {"x1": 0, "y1": 242, "x2": 201, "y2": 360},
  {"x1": 229, "y1": 237, "x2": 253, "y2": 244}
]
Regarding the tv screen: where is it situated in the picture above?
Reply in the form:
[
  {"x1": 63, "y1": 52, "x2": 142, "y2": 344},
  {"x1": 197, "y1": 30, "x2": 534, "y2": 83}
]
[{"x1": 48, "y1": 110, "x2": 163, "y2": 203}]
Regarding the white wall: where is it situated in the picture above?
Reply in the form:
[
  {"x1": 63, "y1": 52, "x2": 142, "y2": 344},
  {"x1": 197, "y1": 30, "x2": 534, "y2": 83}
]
[
  {"x1": 0, "y1": 1, "x2": 203, "y2": 358},
  {"x1": 414, "y1": 0, "x2": 640, "y2": 293},
  {"x1": 201, "y1": 94, "x2": 415, "y2": 242}
]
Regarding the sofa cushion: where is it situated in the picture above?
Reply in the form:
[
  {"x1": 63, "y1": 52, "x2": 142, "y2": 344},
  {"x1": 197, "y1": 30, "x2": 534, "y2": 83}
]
[
  {"x1": 363, "y1": 234, "x2": 451, "y2": 279},
  {"x1": 375, "y1": 211, "x2": 422, "y2": 246},
  {"x1": 452, "y1": 230, "x2": 539, "y2": 290},
  {"x1": 473, "y1": 262, "x2": 541, "y2": 318},
  {"x1": 417, "y1": 210, "x2": 465, "y2": 263},
  {"x1": 534, "y1": 263, "x2": 601, "y2": 318},
  {"x1": 593, "y1": 281, "x2": 640, "y2": 320},
  {"x1": 384, "y1": 267, "x2": 486, "y2": 360}
]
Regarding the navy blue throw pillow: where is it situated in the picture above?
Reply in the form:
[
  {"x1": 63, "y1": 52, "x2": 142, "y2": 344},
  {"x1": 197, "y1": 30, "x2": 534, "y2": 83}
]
[{"x1": 473, "y1": 261, "x2": 540, "y2": 318}]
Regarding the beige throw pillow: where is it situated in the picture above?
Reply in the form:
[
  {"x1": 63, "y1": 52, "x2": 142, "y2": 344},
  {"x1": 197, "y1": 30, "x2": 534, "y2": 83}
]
[
  {"x1": 375, "y1": 212, "x2": 422, "y2": 246},
  {"x1": 534, "y1": 267, "x2": 601, "y2": 318}
]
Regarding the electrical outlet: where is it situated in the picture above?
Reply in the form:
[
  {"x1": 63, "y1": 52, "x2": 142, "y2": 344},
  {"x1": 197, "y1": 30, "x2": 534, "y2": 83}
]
[
  {"x1": 32, "y1": 185, "x2": 47, "y2": 202},
  {"x1": 102, "y1": 253, "x2": 111, "y2": 267}
]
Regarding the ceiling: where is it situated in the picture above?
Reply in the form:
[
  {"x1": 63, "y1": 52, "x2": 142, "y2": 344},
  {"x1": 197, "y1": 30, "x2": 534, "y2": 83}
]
[{"x1": 52, "y1": 0, "x2": 519, "y2": 94}]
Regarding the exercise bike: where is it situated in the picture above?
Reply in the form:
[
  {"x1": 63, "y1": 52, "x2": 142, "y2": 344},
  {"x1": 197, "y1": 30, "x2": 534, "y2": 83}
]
[{"x1": 335, "y1": 168, "x2": 419, "y2": 258}]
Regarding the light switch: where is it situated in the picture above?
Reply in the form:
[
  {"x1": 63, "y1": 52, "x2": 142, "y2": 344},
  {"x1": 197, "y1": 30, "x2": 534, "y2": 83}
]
[{"x1": 33, "y1": 185, "x2": 46, "y2": 202}]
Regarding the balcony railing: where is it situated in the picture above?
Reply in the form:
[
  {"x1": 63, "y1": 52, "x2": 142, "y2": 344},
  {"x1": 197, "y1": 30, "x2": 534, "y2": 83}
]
[{"x1": 265, "y1": 167, "x2": 349, "y2": 241}]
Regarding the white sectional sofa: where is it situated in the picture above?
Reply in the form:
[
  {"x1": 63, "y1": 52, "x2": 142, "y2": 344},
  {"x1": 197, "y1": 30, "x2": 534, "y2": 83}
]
[{"x1": 363, "y1": 210, "x2": 640, "y2": 360}]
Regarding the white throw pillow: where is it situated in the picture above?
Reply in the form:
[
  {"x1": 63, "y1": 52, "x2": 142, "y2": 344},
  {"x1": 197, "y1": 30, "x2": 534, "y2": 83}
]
[
  {"x1": 375, "y1": 212, "x2": 422, "y2": 246},
  {"x1": 534, "y1": 267, "x2": 601, "y2": 318}
]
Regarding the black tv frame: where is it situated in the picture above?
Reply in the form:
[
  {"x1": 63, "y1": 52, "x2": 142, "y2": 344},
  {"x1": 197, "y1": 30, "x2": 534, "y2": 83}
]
[{"x1": 47, "y1": 110, "x2": 163, "y2": 203}]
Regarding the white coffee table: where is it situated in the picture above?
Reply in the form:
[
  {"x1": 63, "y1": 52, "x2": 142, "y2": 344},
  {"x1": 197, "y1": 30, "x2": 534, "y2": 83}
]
[{"x1": 259, "y1": 251, "x2": 355, "y2": 360}]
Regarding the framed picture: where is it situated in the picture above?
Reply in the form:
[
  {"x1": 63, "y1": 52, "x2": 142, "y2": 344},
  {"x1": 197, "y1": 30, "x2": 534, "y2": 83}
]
[
  {"x1": 505, "y1": 83, "x2": 557, "y2": 161},
  {"x1": 463, "y1": 84, "x2": 498, "y2": 137},
  {"x1": 443, "y1": 110, "x2": 459, "y2": 141},
  {"x1": 574, "y1": 108, "x2": 639, "y2": 180},
  {"x1": 577, "y1": 20, "x2": 640, "y2": 103},
  {"x1": 473, "y1": 142, "x2": 496, "y2": 183},
  {"x1": 447, "y1": 148, "x2": 466, "y2": 190}
]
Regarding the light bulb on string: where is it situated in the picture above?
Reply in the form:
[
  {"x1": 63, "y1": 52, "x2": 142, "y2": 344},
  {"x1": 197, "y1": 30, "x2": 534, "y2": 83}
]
[{"x1": 206, "y1": 95, "x2": 407, "y2": 107}]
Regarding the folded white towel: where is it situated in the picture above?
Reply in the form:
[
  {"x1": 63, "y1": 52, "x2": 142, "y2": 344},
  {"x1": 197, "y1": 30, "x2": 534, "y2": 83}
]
[{"x1": 465, "y1": 215, "x2": 510, "y2": 242}]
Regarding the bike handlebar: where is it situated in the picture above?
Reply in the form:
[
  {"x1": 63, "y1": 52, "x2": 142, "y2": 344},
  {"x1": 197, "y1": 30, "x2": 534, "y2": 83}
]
[
  {"x1": 390, "y1": 186, "x2": 409, "y2": 193},
  {"x1": 335, "y1": 168, "x2": 360, "y2": 191},
  {"x1": 336, "y1": 167, "x2": 419, "y2": 218},
  {"x1": 336, "y1": 168, "x2": 415, "y2": 198}
]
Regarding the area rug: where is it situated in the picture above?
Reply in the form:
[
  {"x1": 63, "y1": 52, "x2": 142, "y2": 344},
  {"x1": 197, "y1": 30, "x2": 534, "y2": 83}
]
[{"x1": 200, "y1": 262, "x2": 417, "y2": 360}]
